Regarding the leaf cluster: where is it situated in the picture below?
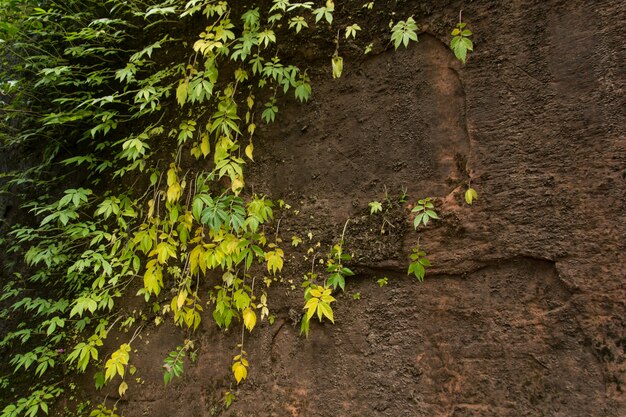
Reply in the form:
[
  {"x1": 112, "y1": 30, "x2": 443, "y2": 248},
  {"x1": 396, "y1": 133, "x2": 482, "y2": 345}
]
[{"x1": 450, "y1": 21, "x2": 474, "y2": 64}]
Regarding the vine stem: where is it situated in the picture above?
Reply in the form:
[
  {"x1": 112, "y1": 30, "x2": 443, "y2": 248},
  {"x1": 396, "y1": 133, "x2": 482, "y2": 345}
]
[
  {"x1": 274, "y1": 218, "x2": 282, "y2": 242},
  {"x1": 239, "y1": 316, "x2": 246, "y2": 355},
  {"x1": 337, "y1": 218, "x2": 351, "y2": 268},
  {"x1": 340, "y1": 218, "x2": 350, "y2": 245}
]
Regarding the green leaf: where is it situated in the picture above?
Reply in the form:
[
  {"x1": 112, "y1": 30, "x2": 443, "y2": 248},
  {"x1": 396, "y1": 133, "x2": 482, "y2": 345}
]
[
  {"x1": 450, "y1": 22, "x2": 473, "y2": 64},
  {"x1": 413, "y1": 213, "x2": 424, "y2": 229},
  {"x1": 327, "y1": 272, "x2": 345, "y2": 291},
  {"x1": 391, "y1": 17, "x2": 418, "y2": 49}
]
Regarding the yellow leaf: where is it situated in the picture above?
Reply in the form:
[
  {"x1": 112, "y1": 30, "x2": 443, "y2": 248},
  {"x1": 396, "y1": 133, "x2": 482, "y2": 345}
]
[
  {"x1": 309, "y1": 288, "x2": 323, "y2": 298},
  {"x1": 245, "y1": 142, "x2": 254, "y2": 161},
  {"x1": 231, "y1": 177, "x2": 244, "y2": 195},
  {"x1": 304, "y1": 298, "x2": 319, "y2": 320},
  {"x1": 118, "y1": 381, "x2": 128, "y2": 397},
  {"x1": 166, "y1": 166, "x2": 177, "y2": 186},
  {"x1": 200, "y1": 134, "x2": 210, "y2": 157},
  {"x1": 184, "y1": 308, "x2": 194, "y2": 328},
  {"x1": 177, "y1": 290, "x2": 188, "y2": 309},
  {"x1": 318, "y1": 302, "x2": 334, "y2": 323},
  {"x1": 266, "y1": 249, "x2": 284, "y2": 275},
  {"x1": 232, "y1": 361, "x2": 247, "y2": 384},
  {"x1": 247, "y1": 96, "x2": 254, "y2": 109},
  {"x1": 147, "y1": 199, "x2": 155, "y2": 218},
  {"x1": 143, "y1": 265, "x2": 162, "y2": 295},
  {"x1": 465, "y1": 187, "x2": 478, "y2": 205},
  {"x1": 167, "y1": 182, "x2": 182, "y2": 203},
  {"x1": 242, "y1": 308, "x2": 256, "y2": 331},
  {"x1": 192, "y1": 39, "x2": 205, "y2": 53},
  {"x1": 320, "y1": 294, "x2": 336, "y2": 303},
  {"x1": 154, "y1": 242, "x2": 171, "y2": 264},
  {"x1": 171, "y1": 296, "x2": 179, "y2": 315},
  {"x1": 224, "y1": 234, "x2": 239, "y2": 254},
  {"x1": 104, "y1": 359, "x2": 116, "y2": 381},
  {"x1": 247, "y1": 123, "x2": 256, "y2": 135},
  {"x1": 189, "y1": 245, "x2": 203, "y2": 274}
]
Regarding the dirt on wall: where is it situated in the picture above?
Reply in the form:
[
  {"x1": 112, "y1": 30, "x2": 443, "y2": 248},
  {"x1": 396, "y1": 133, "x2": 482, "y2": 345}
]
[{"x1": 36, "y1": 0, "x2": 626, "y2": 416}]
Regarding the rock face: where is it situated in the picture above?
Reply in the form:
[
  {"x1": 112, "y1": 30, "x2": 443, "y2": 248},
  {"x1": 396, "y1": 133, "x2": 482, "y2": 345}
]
[{"x1": 69, "y1": 1, "x2": 625, "y2": 416}]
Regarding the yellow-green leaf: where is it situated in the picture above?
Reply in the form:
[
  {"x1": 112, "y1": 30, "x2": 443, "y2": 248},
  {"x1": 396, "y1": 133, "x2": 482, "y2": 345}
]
[
  {"x1": 231, "y1": 177, "x2": 244, "y2": 195},
  {"x1": 242, "y1": 308, "x2": 257, "y2": 331},
  {"x1": 304, "y1": 297, "x2": 319, "y2": 320},
  {"x1": 200, "y1": 134, "x2": 210, "y2": 157},
  {"x1": 332, "y1": 55, "x2": 343, "y2": 79},
  {"x1": 309, "y1": 288, "x2": 323, "y2": 298},
  {"x1": 318, "y1": 302, "x2": 334, "y2": 323},
  {"x1": 266, "y1": 249, "x2": 284, "y2": 275},
  {"x1": 143, "y1": 264, "x2": 163, "y2": 295},
  {"x1": 189, "y1": 245, "x2": 204, "y2": 274},
  {"x1": 245, "y1": 142, "x2": 254, "y2": 161},
  {"x1": 177, "y1": 290, "x2": 188, "y2": 309},
  {"x1": 154, "y1": 242, "x2": 175, "y2": 264},
  {"x1": 166, "y1": 166, "x2": 177, "y2": 186},
  {"x1": 118, "y1": 381, "x2": 128, "y2": 397},
  {"x1": 116, "y1": 362, "x2": 124, "y2": 377},
  {"x1": 465, "y1": 187, "x2": 478, "y2": 205},
  {"x1": 166, "y1": 182, "x2": 182, "y2": 203},
  {"x1": 104, "y1": 344, "x2": 131, "y2": 381},
  {"x1": 320, "y1": 294, "x2": 336, "y2": 303},
  {"x1": 176, "y1": 80, "x2": 188, "y2": 107}
]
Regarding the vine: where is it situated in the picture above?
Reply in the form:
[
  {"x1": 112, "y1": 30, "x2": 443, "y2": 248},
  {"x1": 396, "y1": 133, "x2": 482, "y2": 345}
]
[{"x1": 0, "y1": 1, "x2": 474, "y2": 415}]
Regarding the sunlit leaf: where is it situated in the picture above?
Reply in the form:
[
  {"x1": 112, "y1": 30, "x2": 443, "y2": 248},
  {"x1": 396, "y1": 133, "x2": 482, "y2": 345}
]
[
  {"x1": 242, "y1": 308, "x2": 256, "y2": 331},
  {"x1": 465, "y1": 187, "x2": 478, "y2": 205}
]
